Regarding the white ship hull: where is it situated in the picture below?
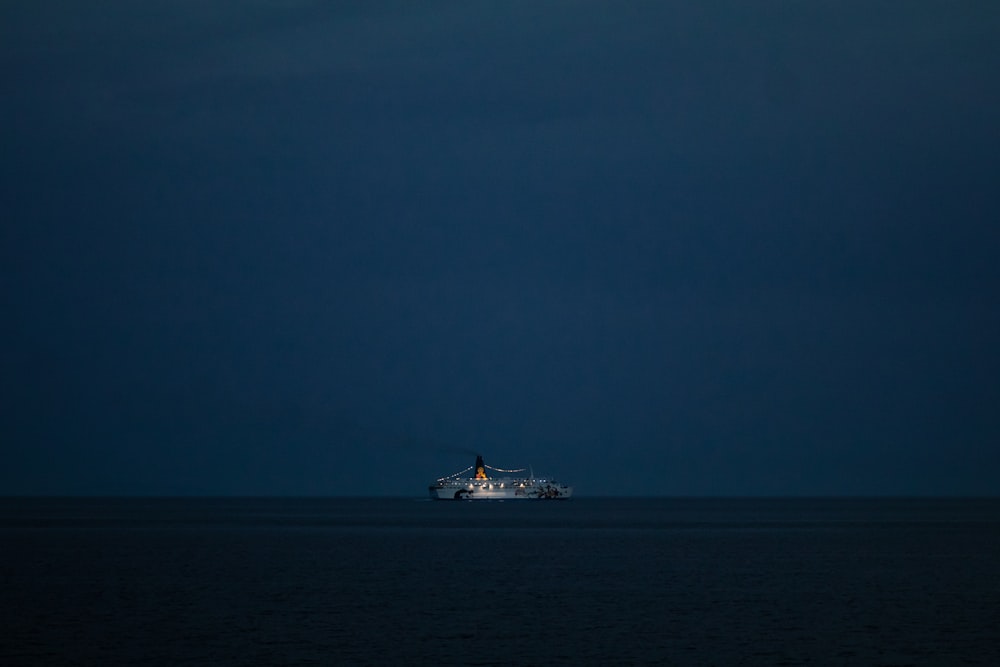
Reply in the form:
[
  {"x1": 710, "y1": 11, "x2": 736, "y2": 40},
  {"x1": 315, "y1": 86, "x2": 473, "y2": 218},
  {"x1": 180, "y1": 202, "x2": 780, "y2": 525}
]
[{"x1": 429, "y1": 479, "x2": 573, "y2": 500}]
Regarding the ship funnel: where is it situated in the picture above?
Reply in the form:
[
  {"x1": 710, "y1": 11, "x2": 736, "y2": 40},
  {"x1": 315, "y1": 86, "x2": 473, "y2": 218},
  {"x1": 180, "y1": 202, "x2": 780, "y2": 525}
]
[{"x1": 475, "y1": 455, "x2": 488, "y2": 479}]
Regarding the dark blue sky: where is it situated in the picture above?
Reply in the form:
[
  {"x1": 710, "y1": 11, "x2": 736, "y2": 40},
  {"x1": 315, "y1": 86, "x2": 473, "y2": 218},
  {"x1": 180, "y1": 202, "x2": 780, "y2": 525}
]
[{"x1": 3, "y1": 1, "x2": 999, "y2": 496}]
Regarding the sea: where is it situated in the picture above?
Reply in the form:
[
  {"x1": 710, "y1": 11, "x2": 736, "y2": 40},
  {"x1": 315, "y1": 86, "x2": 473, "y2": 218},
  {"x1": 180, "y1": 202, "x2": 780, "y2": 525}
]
[{"x1": 2, "y1": 497, "x2": 998, "y2": 666}]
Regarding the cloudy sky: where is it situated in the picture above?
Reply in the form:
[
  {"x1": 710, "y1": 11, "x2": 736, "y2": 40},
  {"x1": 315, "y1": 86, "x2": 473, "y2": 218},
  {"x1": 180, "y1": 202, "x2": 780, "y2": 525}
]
[{"x1": 2, "y1": 1, "x2": 999, "y2": 495}]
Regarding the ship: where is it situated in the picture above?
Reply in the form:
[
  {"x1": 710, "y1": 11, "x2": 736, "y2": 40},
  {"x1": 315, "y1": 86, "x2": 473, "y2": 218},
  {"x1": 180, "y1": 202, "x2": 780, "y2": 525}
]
[{"x1": 429, "y1": 454, "x2": 573, "y2": 500}]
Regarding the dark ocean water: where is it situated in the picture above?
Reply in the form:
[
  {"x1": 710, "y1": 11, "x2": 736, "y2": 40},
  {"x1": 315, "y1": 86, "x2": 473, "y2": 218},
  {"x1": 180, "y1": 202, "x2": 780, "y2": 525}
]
[{"x1": 2, "y1": 498, "x2": 999, "y2": 666}]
